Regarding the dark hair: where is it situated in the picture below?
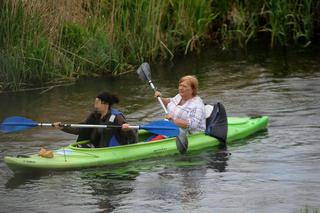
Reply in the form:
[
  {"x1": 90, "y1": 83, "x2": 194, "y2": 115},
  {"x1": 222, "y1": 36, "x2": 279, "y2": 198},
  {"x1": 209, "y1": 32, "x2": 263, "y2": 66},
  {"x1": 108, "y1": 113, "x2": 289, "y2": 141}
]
[{"x1": 96, "y1": 91, "x2": 119, "y2": 105}]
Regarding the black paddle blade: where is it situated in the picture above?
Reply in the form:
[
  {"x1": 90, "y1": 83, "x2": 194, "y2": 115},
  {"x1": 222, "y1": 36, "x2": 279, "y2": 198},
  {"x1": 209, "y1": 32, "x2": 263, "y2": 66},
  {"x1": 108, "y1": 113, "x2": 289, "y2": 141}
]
[
  {"x1": 136, "y1": 62, "x2": 151, "y2": 82},
  {"x1": 205, "y1": 102, "x2": 228, "y2": 144},
  {"x1": 176, "y1": 128, "x2": 188, "y2": 154}
]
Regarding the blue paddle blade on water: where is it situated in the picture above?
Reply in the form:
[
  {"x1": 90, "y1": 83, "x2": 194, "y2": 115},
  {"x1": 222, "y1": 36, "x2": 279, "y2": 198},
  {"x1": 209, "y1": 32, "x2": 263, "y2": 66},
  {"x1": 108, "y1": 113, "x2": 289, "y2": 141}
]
[
  {"x1": 0, "y1": 116, "x2": 38, "y2": 133},
  {"x1": 141, "y1": 120, "x2": 179, "y2": 137}
]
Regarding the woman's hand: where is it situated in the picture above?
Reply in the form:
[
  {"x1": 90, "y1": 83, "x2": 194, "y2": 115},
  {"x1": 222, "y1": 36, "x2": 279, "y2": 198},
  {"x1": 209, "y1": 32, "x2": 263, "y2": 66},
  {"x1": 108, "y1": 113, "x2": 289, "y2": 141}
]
[
  {"x1": 154, "y1": 90, "x2": 162, "y2": 98},
  {"x1": 122, "y1": 123, "x2": 130, "y2": 129},
  {"x1": 53, "y1": 122, "x2": 62, "y2": 129},
  {"x1": 166, "y1": 116, "x2": 189, "y2": 129},
  {"x1": 165, "y1": 114, "x2": 173, "y2": 121},
  {"x1": 155, "y1": 90, "x2": 170, "y2": 106}
]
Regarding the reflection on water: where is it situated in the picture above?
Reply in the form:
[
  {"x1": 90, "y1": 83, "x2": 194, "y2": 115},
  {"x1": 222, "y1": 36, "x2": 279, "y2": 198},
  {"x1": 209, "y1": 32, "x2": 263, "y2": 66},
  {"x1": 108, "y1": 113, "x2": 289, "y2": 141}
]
[
  {"x1": 76, "y1": 149, "x2": 230, "y2": 212},
  {"x1": 5, "y1": 171, "x2": 52, "y2": 189},
  {"x1": 0, "y1": 44, "x2": 320, "y2": 212},
  {"x1": 82, "y1": 149, "x2": 230, "y2": 212}
]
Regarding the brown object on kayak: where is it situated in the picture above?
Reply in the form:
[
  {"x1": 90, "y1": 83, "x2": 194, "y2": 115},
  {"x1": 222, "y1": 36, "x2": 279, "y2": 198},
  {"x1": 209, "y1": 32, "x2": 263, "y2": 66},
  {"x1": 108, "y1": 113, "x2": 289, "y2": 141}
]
[{"x1": 38, "y1": 147, "x2": 54, "y2": 158}]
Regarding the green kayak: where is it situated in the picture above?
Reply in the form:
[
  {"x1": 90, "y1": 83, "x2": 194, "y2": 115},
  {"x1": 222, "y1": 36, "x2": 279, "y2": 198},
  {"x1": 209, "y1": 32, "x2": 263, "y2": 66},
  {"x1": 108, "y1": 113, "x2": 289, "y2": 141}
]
[{"x1": 4, "y1": 116, "x2": 268, "y2": 172}]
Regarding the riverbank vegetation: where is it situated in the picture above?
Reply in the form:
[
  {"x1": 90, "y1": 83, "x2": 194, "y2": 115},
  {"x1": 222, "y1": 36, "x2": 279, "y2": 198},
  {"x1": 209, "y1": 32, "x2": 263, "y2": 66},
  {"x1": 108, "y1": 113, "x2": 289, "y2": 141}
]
[{"x1": 0, "y1": 0, "x2": 319, "y2": 91}]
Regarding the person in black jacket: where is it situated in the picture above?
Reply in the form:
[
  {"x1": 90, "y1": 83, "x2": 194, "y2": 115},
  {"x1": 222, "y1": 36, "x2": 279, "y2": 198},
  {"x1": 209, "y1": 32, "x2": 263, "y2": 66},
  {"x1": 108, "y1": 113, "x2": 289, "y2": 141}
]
[{"x1": 53, "y1": 91, "x2": 137, "y2": 148}]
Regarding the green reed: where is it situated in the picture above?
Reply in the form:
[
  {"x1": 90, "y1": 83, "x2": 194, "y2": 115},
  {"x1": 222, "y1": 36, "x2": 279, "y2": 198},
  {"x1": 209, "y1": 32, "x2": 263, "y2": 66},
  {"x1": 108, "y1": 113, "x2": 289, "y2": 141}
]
[
  {"x1": 299, "y1": 207, "x2": 319, "y2": 213},
  {"x1": 0, "y1": 0, "x2": 73, "y2": 91},
  {"x1": 212, "y1": 0, "x2": 319, "y2": 48},
  {"x1": 0, "y1": 0, "x2": 319, "y2": 91}
]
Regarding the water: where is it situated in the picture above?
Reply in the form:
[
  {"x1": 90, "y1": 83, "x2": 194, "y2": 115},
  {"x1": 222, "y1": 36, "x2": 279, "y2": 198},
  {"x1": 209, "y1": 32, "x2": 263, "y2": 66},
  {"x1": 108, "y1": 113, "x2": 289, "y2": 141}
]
[{"x1": 0, "y1": 45, "x2": 320, "y2": 212}]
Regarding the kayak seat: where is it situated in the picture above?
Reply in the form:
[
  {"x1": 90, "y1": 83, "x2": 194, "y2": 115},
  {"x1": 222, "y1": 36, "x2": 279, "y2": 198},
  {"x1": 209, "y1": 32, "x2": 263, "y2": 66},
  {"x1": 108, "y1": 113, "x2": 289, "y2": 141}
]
[{"x1": 205, "y1": 102, "x2": 228, "y2": 144}]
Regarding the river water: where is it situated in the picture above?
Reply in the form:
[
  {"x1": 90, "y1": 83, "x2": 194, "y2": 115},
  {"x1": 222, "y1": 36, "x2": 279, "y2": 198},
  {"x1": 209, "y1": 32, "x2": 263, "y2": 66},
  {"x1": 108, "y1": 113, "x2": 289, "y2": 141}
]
[{"x1": 0, "y1": 44, "x2": 319, "y2": 212}]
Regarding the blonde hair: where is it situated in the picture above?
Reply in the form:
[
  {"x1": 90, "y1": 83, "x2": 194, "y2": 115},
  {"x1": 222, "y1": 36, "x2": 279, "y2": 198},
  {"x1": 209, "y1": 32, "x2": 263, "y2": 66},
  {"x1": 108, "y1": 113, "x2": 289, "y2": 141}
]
[{"x1": 179, "y1": 75, "x2": 199, "y2": 96}]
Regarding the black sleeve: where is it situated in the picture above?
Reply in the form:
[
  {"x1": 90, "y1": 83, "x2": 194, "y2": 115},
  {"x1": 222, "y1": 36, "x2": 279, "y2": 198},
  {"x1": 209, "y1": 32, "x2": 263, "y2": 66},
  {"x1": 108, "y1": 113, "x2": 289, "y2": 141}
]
[
  {"x1": 61, "y1": 126, "x2": 79, "y2": 135},
  {"x1": 60, "y1": 112, "x2": 96, "y2": 136},
  {"x1": 115, "y1": 114, "x2": 138, "y2": 144}
]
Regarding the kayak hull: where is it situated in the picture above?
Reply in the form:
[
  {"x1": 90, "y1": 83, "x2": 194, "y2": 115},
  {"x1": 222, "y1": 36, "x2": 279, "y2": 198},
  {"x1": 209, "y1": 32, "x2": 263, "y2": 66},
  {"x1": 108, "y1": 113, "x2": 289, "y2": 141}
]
[{"x1": 4, "y1": 116, "x2": 269, "y2": 172}]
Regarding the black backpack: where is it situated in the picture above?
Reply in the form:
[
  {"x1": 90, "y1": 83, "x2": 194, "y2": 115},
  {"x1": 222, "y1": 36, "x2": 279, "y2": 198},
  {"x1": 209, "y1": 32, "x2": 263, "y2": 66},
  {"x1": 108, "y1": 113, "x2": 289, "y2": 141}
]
[{"x1": 205, "y1": 102, "x2": 228, "y2": 144}]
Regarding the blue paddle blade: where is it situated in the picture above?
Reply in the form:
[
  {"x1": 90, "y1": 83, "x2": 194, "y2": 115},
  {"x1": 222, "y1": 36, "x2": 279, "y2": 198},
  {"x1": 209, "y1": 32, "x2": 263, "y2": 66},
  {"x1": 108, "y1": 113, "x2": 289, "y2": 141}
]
[
  {"x1": 140, "y1": 120, "x2": 179, "y2": 137},
  {"x1": 0, "y1": 116, "x2": 38, "y2": 133}
]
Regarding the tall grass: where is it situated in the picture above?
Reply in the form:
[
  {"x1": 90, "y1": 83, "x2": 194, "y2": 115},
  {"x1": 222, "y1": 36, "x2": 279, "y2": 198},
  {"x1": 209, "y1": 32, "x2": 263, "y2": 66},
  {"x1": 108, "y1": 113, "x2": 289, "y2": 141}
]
[
  {"x1": 212, "y1": 0, "x2": 319, "y2": 48},
  {"x1": 0, "y1": 0, "x2": 212, "y2": 91},
  {"x1": 299, "y1": 207, "x2": 319, "y2": 213},
  {"x1": 0, "y1": 0, "x2": 73, "y2": 91},
  {"x1": 260, "y1": 0, "x2": 316, "y2": 47},
  {"x1": 0, "y1": 0, "x2": 319, "y2": 91}
]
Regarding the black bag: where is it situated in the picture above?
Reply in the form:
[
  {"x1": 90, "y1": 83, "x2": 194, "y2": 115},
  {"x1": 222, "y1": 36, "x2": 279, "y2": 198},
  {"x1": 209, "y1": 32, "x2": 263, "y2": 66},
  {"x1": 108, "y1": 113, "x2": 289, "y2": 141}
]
[{"x1": 205, "y1": 102, "x2": 228, "y2": 144}]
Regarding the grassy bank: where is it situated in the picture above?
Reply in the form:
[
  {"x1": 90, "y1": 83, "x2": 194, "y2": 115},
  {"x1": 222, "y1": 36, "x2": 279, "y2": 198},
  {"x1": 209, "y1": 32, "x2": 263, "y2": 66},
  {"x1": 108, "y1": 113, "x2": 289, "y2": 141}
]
[
  {"x1": 0, "y1": 0, "x2": 319, "y2": 91},
  {"x1": 211, "y1": 0, "x2": 320, "y2": 49}
]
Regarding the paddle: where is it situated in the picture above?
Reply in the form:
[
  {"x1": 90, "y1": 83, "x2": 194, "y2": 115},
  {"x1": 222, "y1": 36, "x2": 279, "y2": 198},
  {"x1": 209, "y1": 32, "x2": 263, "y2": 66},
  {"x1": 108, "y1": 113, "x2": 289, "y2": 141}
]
[
  {"x1": 0, "y1": 116, "x2": 179, "y2": 137},
  {"x1": 137, "y1": 62, "x2": 188, "y2": 154},
  {"x1": 137, "y1": 62, "x2": 168, "y2": 114}
]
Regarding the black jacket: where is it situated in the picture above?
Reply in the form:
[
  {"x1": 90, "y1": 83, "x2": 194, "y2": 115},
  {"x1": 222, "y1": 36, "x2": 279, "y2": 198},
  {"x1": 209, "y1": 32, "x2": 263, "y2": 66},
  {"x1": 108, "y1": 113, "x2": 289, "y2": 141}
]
[{"x1": 62, "y1": 109, "x2": 137, "y2": 147}]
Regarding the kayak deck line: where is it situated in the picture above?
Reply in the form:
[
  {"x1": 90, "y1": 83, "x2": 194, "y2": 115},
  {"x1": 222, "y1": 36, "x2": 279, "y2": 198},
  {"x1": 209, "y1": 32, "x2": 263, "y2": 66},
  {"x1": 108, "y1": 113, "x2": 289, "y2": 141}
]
[{"x1": 4, "y1": 116, "x2": 269, "y2": 172}]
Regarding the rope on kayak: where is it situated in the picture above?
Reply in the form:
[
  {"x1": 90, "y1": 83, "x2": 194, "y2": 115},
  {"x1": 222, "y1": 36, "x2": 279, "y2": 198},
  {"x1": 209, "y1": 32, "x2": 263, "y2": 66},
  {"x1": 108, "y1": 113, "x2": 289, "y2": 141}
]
[{"x1": 63, "y1": 148, "x2": 67, "y2": 162}]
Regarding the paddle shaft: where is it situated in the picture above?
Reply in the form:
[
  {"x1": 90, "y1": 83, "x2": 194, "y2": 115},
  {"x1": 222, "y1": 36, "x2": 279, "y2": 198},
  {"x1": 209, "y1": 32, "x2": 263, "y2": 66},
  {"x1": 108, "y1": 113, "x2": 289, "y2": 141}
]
[
  {"x1": 147, "y1": 80, "x2": 168, "y2": 114},
  {"x1": 3, "y1": 122, "x2": 139, "y2": 129},
  {"x1": 55, "y1": 123, "x2": 175, "y2": 131}
]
